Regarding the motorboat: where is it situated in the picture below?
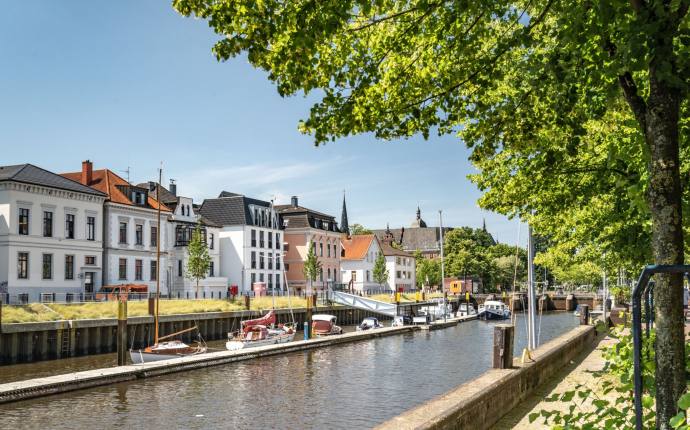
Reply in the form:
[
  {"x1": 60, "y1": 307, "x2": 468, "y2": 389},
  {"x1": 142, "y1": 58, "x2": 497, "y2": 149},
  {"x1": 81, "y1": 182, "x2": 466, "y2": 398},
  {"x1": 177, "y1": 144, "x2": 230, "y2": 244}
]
[
  {"x1": 356, "y1": 317, "x2": 384, "y2": 331},
  {"x1": 226, "y1": 309, "x2": 296, "y2": 350},
  {"x1": 391, "y1": 315, "x2": 413, "y2": 327},
  {"x1": 419, "y1": 298, "x2": 453, "y2": 320},
  {"x1": 312, "y1": 314, "x2": 343, "y2": 336},
  {"x1": 456, "y1": 303, "x2": 477, "y2": 318},
  {"x1": 130, "y1": 327, "x2": 207, "y2": 364},
  {"x1": 477, "y1": 300, "x2": 511, "y2": 320}
]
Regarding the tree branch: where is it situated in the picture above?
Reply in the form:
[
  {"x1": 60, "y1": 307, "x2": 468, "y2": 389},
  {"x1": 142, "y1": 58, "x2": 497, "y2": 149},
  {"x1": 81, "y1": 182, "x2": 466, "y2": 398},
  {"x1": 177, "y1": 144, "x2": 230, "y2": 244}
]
[{"x1": 618, "y1": 72, "x2": 647, "y2": 131}]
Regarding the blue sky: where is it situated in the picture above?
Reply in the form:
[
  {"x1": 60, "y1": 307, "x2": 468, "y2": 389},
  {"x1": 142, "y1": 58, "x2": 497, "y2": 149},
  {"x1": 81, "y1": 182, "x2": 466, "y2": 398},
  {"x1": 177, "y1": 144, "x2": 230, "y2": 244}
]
[{"x1": 0, "y1": 1, "x2": 524, "y2": 245}]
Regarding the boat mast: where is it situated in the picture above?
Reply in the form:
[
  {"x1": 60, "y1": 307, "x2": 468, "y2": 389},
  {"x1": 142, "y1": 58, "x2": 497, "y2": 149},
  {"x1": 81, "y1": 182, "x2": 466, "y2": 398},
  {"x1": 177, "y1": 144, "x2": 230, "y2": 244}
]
[
  {"x1": 270, "y1": 199, "x2": 276, "y2": 311},
  {"x1": 527, "y1": 222, "x2": 537, "y2": 350},
  {"x1": 439, "y1": 210, "x2": 446, "y2": 322},
  {"x1": 154, "y1": 165, "x2": 162, "y2": 345}
]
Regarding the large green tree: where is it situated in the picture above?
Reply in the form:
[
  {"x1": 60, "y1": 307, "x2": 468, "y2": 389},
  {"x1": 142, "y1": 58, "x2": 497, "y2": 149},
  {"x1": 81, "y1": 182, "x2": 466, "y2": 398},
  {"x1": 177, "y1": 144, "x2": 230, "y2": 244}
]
[
  {"x1": 174, "y1": 0, "x2": 690, "y2": 424},
  {"x1": 373, "y1": 252, "x2": 390, "y2": 286},
  {"x1": 303, "y1": 242, "x2": 322, "y2": 293}
]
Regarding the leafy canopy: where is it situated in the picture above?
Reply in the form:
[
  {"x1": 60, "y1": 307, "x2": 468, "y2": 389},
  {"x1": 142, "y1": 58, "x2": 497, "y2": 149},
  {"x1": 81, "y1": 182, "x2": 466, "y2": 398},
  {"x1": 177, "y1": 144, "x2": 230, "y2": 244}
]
[
  {"x1": 186, "y1": 224, "x2": 212, "y2": 292},
  {"x1": 373, "y1": 252, "x2": 389, "y2": 285}
]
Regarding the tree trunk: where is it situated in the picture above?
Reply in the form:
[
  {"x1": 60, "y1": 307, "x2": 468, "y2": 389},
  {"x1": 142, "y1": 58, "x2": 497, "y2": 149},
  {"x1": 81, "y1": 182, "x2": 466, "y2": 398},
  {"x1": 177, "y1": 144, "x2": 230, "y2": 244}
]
[{"x1": 645, "y1": 67, "x2": 686, "y2": 429}]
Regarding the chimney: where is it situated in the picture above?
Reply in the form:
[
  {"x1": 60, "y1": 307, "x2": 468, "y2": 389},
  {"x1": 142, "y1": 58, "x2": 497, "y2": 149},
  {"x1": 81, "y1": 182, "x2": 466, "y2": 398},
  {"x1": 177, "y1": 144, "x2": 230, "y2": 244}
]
[
  {"x1": 291, "y1": 196, "x2": 299, "y2": 208},
  {"x1": 81, "y1": 160, "x2": 93, "y2": 185},
  {"x1": 169, "y1": 179, "x2": 177, "y2": 196}
]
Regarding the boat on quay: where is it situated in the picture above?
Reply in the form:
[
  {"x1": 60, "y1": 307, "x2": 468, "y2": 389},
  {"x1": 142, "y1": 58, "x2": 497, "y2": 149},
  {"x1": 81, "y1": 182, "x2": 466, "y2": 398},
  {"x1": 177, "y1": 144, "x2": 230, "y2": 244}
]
[
  {"x1": 226, "y1": 310, "x2": 296, "y2": 350},
  {"x1": 312, "y1": 314, "x2": 343, "y2": 336},
  {"x1": 356, "y1": 316, "x2": 384, "y2": 331},
  {"x1": 477, "y1": 300, "x2": 511, "y2": 320}
]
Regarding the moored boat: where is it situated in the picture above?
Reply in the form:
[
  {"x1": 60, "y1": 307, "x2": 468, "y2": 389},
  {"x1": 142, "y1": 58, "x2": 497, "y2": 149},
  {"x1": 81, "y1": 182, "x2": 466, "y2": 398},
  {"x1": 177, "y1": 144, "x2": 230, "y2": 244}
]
[
  {"x1": 312, "y1": 314, "x2": 343, "y2": 336},
  {"x1": 130, "y1": 334, "x2": 207, "y2": 364},
  {"x1": 456, "y1": 303, "x2": 477, "y2": 318},
  {"x1": 356, "y1": 316, "x2": 384, "y2": 331},
  {"x1": 226, "y1": 310, "x2": 296, "y2": 350},
  {"x1": 477, "y1": 300, "x2": 511, "y2": 320}
]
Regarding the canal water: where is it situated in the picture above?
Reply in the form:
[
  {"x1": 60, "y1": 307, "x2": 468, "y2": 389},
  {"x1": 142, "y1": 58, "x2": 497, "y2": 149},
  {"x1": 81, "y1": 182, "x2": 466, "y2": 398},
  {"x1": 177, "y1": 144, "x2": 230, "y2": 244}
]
[{"x1": 0, "y1": 312, "x2": 578, "y2": 429}]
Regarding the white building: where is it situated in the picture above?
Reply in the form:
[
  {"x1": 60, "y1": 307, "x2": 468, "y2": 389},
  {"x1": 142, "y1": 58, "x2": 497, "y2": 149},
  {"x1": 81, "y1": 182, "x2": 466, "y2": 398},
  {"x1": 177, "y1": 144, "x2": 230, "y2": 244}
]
[
  {"x1": 62, "y1": 161, "x2": 172, "y2": 295},
  {"x1": 340, "y1": 234, "x2": 385, "y2": 293},
  {"x1": 0, "y1": 163, "x2": 107, "y2": 303},
  {"x1": 139, "y1": 180, "x2": 227, "y2": 298},
  {"x1": 380, "y1": 241, "x2": 417, "y2": 292},
  {"x1": 199, "y1": 192, "x2": 284, "y2": 294}
]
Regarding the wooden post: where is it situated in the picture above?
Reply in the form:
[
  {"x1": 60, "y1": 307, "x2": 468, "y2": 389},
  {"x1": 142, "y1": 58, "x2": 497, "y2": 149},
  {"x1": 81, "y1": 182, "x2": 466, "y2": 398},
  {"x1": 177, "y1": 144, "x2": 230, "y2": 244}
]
[
  {"x1": 117, "y1": 300, "x2": 127, "y2": 365},
  {"x1": 244, "y1": 294, "x2": 250, "y2": 310},
  {"x1": 492, "y1": 324, "x2": 514, "y2": 369},
  {"x1": 579, "y1": 304, "x2": 590, "y2": 325},
  {"x1": 565, "y1": 294, "x2": 575, "y2": 312},
  {"x1": 0, "y1": 299, "x2": 3, "y2": 334},
  {"x1": 148, "y1": 297, "x2": 156, "y2": 316},
  {"x1": 306, "y1": 294, "x2": 313, "y2": 339}
]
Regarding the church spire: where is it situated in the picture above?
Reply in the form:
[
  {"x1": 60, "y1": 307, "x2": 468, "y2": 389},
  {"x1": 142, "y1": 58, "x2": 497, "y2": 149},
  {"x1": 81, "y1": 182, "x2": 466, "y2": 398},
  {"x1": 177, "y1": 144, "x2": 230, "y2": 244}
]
[{"x1": 341, "y1": 190, "x2": 350, "y2": 236}]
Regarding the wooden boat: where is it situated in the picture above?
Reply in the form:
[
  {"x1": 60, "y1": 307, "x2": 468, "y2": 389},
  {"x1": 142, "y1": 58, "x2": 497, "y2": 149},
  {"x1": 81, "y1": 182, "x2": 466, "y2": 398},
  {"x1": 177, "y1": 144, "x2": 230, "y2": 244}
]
[
  {"x1": 129, "y1": 169, "x2": 207, "y2": 364},
  {"x1": 312, "y1": 314, "x2": 343, "y2": 336},
  {"x1": 226, "y1": 310, "x2": 296, "y2": 350}
]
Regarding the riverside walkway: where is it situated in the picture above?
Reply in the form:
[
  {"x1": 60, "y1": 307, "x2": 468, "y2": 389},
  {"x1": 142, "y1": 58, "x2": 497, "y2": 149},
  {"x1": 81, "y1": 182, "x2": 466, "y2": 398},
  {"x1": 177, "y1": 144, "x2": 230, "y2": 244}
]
[{"x1": 494, "y1": 332, "x2": 616, "y2": 429}]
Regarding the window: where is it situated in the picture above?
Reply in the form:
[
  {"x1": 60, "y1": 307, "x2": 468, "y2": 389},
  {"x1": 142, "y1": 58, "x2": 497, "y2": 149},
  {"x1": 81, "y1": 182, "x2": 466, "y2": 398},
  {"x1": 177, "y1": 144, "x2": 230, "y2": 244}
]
[
  {"x1": 119, "y1": 258, "x2": 127, "y2": 280},
  {"x1": 320, "y1": 270, "x2": 323, "y2": 281},
  {"x1": 259, "y1": 273, "x2": 264, "y2": 282},
  {"x1": 42, "y1": 254, "x2": 53, "y2": 279},
  {"x1": 251, "y1": 251, "x2": 256, "y2": 269},
  {"x1": 209, "y1": 233, "x2": 214, "y2": 250},
  {"x1": 259, "y1": 252, "x2": 264, "y2": 269},
  {"x1": 254, "y1": 209, "x2": 259, "y2": 225},
  {"x1": 178, "y1": 260, "x2": 183, "y2": 277},
  {"x1": 268, "y1": 273, "x2": 273, "y2": 288},
  {"x1": 43, "y1": 211, "x2": 53, "y2": 237},
  {"x1": 251, "y1": 272, "x2": 256, "y2": 285},
  {"x1": 65, "y1": 255, "x2": 74, "y2": 280},
  {"x1": 135, "y1": 259, "x2": 143, "y2": 280},
  {"x1": 319, "y1": 242, "x2": 323, "y2": 257},
  {"x1": 327, "y1": 241, "x2": 331, "y2": 257},
  {"x1": 268, "y1": 253, "x2": 273, "y2": 270},
  {"x1": 333, "y1": 244, "x2": 337, "y2": 257},
  {"x1": 135, "y1": 225, "x2": 143, "y2": 245},
  {"x1": 87, "y1": 216, "x2": 95, "y2": 240},
  {"x1": 268, "y1": 232, "x2": 273, "y2": 248},
  {"x1": 119, "y1": 222, "x2": 127, "y2": 244},
  {"x1": 150, "y1": 226, "x2": 157, "y2": 247},
  {"x1": 396, "y1": 271, "x2": 401, "y2": 279},
  {"x1": 366, "y1": 270, "x2": 370, "y2": 282},
  {"x1": 276, "y1": 256, "x2": 281, "y2": 270},
  {"x1": 209, "y1": 261, "x2": 214, "y2": 277},
  {"x1": 285, "y1": 263, "x2": 290, "y2": 272},
  {"x1": 150, "y1": 260, "x2": 157, "y2": 281},
  {"x1": 17, "y1": 252, "x2": 29, "y2": 279},
  {"x1": 251, "y1": 229, "x2": 256, "y2": 247},
  {"x1": 276, "y1": 233, "x2": 281, "y2": 249},
  {"x1": 85, "y1": 255, "x2": 96, "y2": 265},
  {"x1": 351, "y1": 271, "x2": 357, "y2": 282},
  {"x1": 18, "y1": 208, "x2": 29, "y2": 235},
  {"x1": 259, "y1": 231, "x2": 265, "y2": 248},
  {"x1": 327, "y1": 267, "x2": 331, "y2": 280},
  {"x1": 65, "y1": 214, "x2": 75, "y2": 239},
  {"x1": 276, "y1": 274, "x2": 281, "y2": 290}
]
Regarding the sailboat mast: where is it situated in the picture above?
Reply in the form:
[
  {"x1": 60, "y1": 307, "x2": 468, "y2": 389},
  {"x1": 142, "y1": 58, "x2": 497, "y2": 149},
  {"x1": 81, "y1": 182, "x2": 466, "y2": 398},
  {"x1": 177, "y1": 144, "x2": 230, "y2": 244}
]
[
  {"x1": 527, "y1": 223, "x2": 537, "y2": 350},
  {"x1": 439, "y1": 210, "x2": 446, "y2": 322},
  {"x1": 154, "y1": 166, "x2": 162, "y2": 345},
  {"x1": 270, "y1": 199, "x2": 276, "y2": 311}
]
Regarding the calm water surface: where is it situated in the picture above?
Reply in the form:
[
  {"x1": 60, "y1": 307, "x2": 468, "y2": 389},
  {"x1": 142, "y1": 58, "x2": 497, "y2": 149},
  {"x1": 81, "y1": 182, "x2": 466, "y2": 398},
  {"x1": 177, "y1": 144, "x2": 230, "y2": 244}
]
[{"x1": 0, "y1": 312, "x2": 578, "y2": 429}]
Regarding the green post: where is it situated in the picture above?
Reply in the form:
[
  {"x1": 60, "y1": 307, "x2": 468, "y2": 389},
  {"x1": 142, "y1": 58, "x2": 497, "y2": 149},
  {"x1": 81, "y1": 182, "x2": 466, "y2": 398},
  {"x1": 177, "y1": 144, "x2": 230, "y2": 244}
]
[
  {"x1": 306, "y1": 294, "x2": 313, "y2": 339},
  {"x1": 117, "y1": 300, "x2": 128, "y2": 366}
]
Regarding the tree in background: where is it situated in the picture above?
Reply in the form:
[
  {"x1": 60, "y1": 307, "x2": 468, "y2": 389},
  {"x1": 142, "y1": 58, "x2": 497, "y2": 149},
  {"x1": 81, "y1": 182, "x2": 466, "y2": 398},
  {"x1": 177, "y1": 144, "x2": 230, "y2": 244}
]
[
  {"x1": 373, "y1": 252, "x2": 389, "y2": 288},
  {"x1": 350, "y1": 224, "x2": 373, "y2": 235},
  {"x1": 174, "y1": 0, "x2": 690, "y2": 422},
  {"x1": 414, "y1": 250, "x2": 440, "y2": 290},
  {"x1": 303, "y1": 243, "x2": 322, "y2": 294},
  {"x1": 186, "y1": 224, "x2": 212, "y2": 295}
]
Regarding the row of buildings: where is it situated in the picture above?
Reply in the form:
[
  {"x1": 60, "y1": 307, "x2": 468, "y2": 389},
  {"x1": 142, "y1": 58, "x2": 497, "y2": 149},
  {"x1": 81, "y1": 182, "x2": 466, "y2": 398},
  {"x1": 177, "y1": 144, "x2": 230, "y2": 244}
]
[{"x1": 0, "y1": 161, "x2": 424, "y2": 303}]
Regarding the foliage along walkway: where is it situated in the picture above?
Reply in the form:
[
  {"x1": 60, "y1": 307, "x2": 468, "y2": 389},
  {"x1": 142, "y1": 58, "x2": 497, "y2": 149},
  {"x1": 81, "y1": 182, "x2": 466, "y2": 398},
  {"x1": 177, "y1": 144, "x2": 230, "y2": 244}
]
[{"x1": 494, "y1": 332, "x2": 617, "y2": 429}]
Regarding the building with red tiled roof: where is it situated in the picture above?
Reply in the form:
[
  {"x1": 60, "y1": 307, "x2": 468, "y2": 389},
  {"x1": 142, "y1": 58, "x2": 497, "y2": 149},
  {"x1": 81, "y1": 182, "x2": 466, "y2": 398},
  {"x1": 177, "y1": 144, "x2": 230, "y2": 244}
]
[
  {"x1": 61, "y1": 161, "x2": 173, "y2": 294},
  {"x1": 340, "y1": 234, "x2": 385, "y2": 292}
]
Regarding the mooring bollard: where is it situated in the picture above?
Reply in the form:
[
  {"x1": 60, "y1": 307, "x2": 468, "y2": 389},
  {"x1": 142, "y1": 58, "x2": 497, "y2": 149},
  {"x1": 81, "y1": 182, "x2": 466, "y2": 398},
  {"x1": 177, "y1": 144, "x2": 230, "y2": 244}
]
[
  {"x1": 566, "y1": 294, "x2": 575, "y2": 312},
  {"x1": 148, "y1": 297, "x2": 155, "y2": 316},
  {"x1": 304, "y1": 321, "x2": 310, "y2": 340},
  {"x1": 117, "y1": 300, "x2": 127, "y2": 366},
  {"x1": 493, "y1": 324, "x2": 514, "y2": 369},
  {"x1": 579, "y1": 304, "x2": 590, "y2": 325}
]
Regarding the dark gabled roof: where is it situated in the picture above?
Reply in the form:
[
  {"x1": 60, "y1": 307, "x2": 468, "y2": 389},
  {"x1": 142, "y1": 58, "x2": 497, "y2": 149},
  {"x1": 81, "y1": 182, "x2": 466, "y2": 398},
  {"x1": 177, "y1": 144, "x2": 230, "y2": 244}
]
[
  {"x1": 373, "y1": 227, "x2": 453, "y2": 253},
  {"x1": 379, "y1": 241, "x2": 414, "y2": 257},
  {"x1": 0, "y1": 164, "x2": 106, "y2": 197},
  {"x1": 276, "y1": 204, "x2": 340, "y2": 232},
  {"x1": 198, "y1": 192, "x2": 272, "y2": 227},
  {"x1": 136, "y1": 182, "x2": 179, "y2": 205},
  {"x1": 218, "y1": 191, "x2": 242, "y2": 198}
]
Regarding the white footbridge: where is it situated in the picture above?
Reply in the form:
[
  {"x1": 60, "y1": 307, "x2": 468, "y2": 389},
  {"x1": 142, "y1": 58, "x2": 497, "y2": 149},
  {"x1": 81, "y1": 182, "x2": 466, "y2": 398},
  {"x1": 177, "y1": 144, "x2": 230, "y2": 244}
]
[{"x1": 327, "y1": 291, "x2": 398, "y2": 317}]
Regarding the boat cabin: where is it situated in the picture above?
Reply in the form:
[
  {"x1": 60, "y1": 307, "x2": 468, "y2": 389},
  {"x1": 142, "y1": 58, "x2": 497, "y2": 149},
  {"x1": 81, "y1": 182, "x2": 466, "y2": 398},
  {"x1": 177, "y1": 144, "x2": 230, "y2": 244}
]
[{"x1": 312, "y1": 314, "x2": 338, "y2": 334}]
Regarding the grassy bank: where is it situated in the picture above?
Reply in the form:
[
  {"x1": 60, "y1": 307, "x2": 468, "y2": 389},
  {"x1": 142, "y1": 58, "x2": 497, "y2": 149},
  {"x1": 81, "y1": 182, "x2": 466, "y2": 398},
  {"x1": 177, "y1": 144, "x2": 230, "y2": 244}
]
[{"x1": 1, "y1": 296, "x2": 310, "y2": 324}]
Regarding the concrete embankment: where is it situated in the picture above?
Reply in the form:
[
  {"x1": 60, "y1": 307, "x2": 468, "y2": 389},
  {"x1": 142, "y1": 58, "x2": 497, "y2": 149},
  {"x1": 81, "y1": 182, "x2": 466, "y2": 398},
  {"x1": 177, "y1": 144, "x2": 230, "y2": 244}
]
[{"x1": 376, "y1": 324, "x2": 596, "y2": 430}]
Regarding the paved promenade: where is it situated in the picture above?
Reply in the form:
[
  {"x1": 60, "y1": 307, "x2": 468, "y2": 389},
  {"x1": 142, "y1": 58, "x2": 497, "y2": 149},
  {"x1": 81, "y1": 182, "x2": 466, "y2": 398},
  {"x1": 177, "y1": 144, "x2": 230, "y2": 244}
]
[{"x1": 494, "y1": 332, "x2": 615, "y2": 429}]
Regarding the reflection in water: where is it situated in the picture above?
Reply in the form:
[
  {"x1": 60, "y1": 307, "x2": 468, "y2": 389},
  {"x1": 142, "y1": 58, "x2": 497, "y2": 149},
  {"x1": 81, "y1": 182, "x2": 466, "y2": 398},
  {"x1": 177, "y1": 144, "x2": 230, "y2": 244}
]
[{"x1": 0, "y1": 313, "x2": 578, "y2": 429}]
